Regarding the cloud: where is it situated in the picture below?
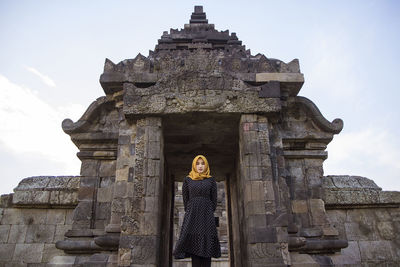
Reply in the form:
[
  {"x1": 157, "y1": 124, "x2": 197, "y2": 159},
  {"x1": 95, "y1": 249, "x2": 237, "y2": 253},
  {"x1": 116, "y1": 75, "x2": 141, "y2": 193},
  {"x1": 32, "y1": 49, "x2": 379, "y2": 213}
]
[
  {"x1": 24, "y1": 66, "x2": 56, "y2": 87},
  {"x1": 305, "y1": 31, "x2": 359, "y2": 100},
  {"x1": 324, "y1": 127, "x2": 400, "y2": 191},
  {"x1": 0, "y1": 74, "x2": 84, "y2": 194}
]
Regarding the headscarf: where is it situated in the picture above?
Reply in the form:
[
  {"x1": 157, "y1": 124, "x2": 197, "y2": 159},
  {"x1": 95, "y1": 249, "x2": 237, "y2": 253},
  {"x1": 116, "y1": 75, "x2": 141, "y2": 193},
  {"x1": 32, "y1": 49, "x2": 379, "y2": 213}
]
[{"x1": 188, "y1": 155, "x2": 212, "y2": 180}]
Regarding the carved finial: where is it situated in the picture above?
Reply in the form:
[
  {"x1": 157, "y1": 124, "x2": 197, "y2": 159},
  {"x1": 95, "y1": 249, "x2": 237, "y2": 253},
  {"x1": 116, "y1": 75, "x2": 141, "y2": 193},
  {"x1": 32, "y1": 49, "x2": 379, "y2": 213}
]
[{"x1": 190, "y1": 5, "x2": 208, "y2": 24}]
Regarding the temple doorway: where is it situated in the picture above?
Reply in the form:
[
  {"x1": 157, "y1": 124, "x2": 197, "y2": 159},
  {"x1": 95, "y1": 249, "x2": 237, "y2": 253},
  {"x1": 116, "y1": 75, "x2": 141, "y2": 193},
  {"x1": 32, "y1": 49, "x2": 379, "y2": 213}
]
[{"x1": 161, "y1": 113, "x2": 240, "y2": 266}]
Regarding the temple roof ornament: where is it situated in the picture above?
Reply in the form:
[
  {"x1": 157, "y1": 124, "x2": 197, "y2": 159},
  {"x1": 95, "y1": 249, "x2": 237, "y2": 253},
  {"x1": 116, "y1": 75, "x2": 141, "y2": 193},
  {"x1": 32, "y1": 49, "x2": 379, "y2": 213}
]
[{"x1": 156, "y1": 6, "x2": 244, "y2": 52}]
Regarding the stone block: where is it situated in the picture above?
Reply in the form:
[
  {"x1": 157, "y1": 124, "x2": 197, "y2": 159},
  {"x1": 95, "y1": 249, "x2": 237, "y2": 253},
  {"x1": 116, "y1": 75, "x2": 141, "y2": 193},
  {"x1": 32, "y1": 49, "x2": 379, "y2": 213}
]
[
  {"x1": 144, "y1": 197, "x2": 157, "y2": 213},
  {"x1": 25, "y1": 224, "x2": 56, "y2": 244},
  {"x1": 98, "y1": 186, "x2": 113, "y2": 203},
  {"x1": 147, "y1": 141, "x2": 161, "y2": 159},
  {"x1": 296, "y1": 213, "x2": 310, "y2": 228},
  {"x1": 379, "y1": 191, "x2": 400, "y2": 204},
  {"x1": 374, "y1": 209, "x2": 392, "y2": 221},
  {"x1": 261, "y1": 166, "x2": 273, "y2": 181},
  {"x1": 276, "y1": 227, "x2": 288, "y2": 242},
  {"x1": 20, "y1": 209, "x2": 47, "y2": 225},
  {"x1": 13, "y1": 244, "x2": 44, "y2": 263},
  {"x1": 266, "y1": 213, "x2": 288, "y2": 227},
  {"x1": 79, "y1": 176, "x2": 97, "y2": 187},
  {"x1": 120, "y1": 216, "x2": 140, "y2": 235},
  {"x1": 131, "y1": 246, "x2": 157, "y2": 264},
  {"x1": 71, "y1": 220, "x2": 90, "y2": 230},
  {"x1": 54, "y1": 225, "x2": 72, "y2": 242},
  {"x1": 299, "y1": 227, "x2": 322, "y2": 237},
  {"x1": 309, "y1": 199, "x2": 328, "y2": 225},
  {"x1": 247, "y1": 215, "x2": 267, "y2": 228},
  {"x1": 78, "y1": 186, "x2": 95, "y2": 201},
  {"x1": 42, "y1": 244, "x2": 65, "y2": 263},
  {"x1": 118, "y1": 135, "x2": 131, "y2": 145},
  {"x1": 65, "y1": 210, "x2": 74, "y2": 225},
  {"x1": 0, "y1": 244, "x2": 15, "y2": 261},
  {"x1": 264, "y1": 201, "x2": 276, "y2": 214},
  {"x1": 46, "y1": 209, "x2": 66, "y2": 225},
  {"x1": 119, "y1": 145, "x2": 131, "y2": 159},
  {"x1": 118, "y1": 248, "x2": 131, "y2": 266},
  {"x1": 73, "y1": 201, "x2": 93, "y2": 221},
  {"x1": 142, "y1": 212, "x2": 159, "y2": 235},
  {"x1": 146, "y1": 159, "x2": 160, "y2": 177},
  {"x1": 100, "y1": 176, "x2": 115, "y2": 188},
  {"x1": 130, "y1": 197, "x2": 145, "y2": 212},
  {"x1": 291, "y1": 200, "x2": 308, "y2": 213},
  {"x1": 80, "y1": 160, "x2": 98, "y2": 177},
  {"x1": 326, "y1": 209, "x2": 346, "y2": 224},
  {"x1": 248, "y1": 227, "x2": 277, "y2": 243},
  {"x1": 245, "y1": 201, "x2": 266, "y2": 216},
  {"x1": 99, "y1": 160, "x2": 117, "y2": 177},
  {"x1": 293, "y1": 189, "x2": 307, "y2": 200},
  {"x1": 290, "y1": 252, "x2": 319, "y2": 267},
  {"x1": 247, "y1": 242, "x2": 284, "y2": 263},
  {"x1": 116, "y1": 167, "x2": 129, "y2": 181},
  {"x1": 145, "y1": 117, "x2": 161, "y2": 127},
  {"x1": 49, "y1": 191, "x2": 78, "y2": 206},
  {"x1": 114, "y1": 181, "x2": 128, "y2": 198},
  {"x1": 8, "y1": 225, "x2": 28, "y2": 243},
  {"x1": 145, "y1": 178, "x2": 160, "y2": 197},
  {"x1": 0, "y1": 225, "x2": 10, "y2": 243},
  {"x1": 94, "y1": 220, "x2": 106, "y2": 230},
  {"x1": 1, "y1": 208, "x2": 22, "y2": 224},
  {"x1": 49, "y1": 255, "x2": 77, "y2": 264},
  {"x1": 128, "y1": 167, "x2": 134, "y2": 182},
  {"x1": 240, "y1": 114, "x2": 258, "y2": 123},
  {"x1": 244, "y1": 181, "x2": 266, "y2": 203},
  {"x1": 96, "y1": 203, "x2": 111, "y2": 220},
  {"x1": 13, "y1": 191, "x2": 50, "y2": 205},
  {"x1": 148, "y1": 128, "x2": 161, "y2": 142},
  {"x1": 359, "y1": 240, "x2": 394, "y2": 261},
  {"x1": 377, "y1": 221, "x2": 395, "y2": 240},
  {"x1": 322, "y1": 227, "x2": 339, "y2": 236},
  {"x1": 340, "y1": 241, "x2": 361, "y2": 262}
]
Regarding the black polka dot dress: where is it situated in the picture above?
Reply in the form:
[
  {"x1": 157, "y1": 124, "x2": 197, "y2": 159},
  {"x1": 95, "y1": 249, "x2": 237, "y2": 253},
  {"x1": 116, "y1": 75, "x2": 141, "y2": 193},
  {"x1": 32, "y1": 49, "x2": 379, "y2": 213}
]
[{"x1": 173, "y1": 177, "x2": 221, "y2": 259}]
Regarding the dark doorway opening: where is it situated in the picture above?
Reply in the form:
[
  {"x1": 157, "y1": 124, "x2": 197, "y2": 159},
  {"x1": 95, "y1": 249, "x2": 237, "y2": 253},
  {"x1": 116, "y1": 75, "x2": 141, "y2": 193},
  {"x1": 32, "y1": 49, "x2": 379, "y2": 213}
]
[{"x1": 161, "y1": 113, "x2": 240, "y2": 266}]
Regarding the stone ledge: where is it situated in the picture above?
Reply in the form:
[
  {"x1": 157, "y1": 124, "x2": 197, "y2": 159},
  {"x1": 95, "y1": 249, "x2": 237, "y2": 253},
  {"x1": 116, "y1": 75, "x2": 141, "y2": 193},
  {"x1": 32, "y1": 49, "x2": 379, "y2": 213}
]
[
  {"x1": 10, "y1": 176, "x2": 80, "y2": 208},
  {"x1": 323, "y1": 175, "x2": 400, "y2": 209}
]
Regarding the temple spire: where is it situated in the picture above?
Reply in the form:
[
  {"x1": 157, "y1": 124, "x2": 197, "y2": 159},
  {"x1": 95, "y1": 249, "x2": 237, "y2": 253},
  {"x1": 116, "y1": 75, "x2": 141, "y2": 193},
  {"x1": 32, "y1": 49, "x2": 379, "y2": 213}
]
[{"x1": 189, "y1": 6, "x2": 208, "y2": 24}]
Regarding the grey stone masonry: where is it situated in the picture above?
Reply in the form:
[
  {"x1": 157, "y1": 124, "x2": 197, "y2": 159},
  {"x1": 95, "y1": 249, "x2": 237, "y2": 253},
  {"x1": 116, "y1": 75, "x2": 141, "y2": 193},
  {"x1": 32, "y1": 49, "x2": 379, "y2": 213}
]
[
  {"x1": 0, "y1": 176, "x2": 76, "y2": 266},
  {"x1": 2, "y1": 5, "x2": 399, "y2": 267},
  {"x1": 118, "y1": 117, "x2": 164, "y2": 266},
  {"x1": 323, "y1": 175, "x2": 400, "y2": 266},
  {"x1": 238, "y1": 114, "x2": 290, "y2": 266},
  {"x1": 12, "y1": 176, "x2": 79, "y2": 208}
]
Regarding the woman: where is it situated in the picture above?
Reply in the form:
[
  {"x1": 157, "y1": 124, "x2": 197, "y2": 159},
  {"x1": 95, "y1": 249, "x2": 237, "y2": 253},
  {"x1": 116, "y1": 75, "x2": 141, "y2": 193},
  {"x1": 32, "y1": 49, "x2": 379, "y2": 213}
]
[{"x1": 173, "y1": 155, "x2": 221, "y2": 267}]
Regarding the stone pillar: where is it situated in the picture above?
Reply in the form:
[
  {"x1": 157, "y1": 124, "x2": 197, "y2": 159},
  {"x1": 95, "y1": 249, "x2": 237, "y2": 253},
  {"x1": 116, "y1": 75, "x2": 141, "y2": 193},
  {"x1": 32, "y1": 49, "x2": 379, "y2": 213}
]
[
  {"x1": 238, "y1": 114, "x2": 289, "y2": 266},
  {"x1": 73, "y1": 148, "x2": 117, "y2": 231},
  {"x1": 117, "y1": 117, "x2": 164, "y2": 267},
  {"x1": 106, "y1": 115, "x2": 137, "y2": 234}
]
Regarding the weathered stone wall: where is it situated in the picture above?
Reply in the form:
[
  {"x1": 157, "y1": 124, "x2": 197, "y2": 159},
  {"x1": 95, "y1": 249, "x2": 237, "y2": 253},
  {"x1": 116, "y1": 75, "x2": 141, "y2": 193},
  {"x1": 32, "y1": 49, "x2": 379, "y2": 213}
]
[
  {"x1": 324, "y1": 175, "x2": 400, "y2": 266},
  {"x1": 0, "y1": 176, "x2": 78, "y2": 266},
  {"x1": 2, "y1": 6, "x2": 400, "y2": 267}
]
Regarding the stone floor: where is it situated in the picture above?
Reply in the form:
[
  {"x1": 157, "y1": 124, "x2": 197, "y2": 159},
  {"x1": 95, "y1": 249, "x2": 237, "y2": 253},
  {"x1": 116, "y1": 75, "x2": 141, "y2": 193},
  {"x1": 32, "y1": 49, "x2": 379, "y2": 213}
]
[{"x1": 173, "y1": 257, "x2": 230, "y2": 267}]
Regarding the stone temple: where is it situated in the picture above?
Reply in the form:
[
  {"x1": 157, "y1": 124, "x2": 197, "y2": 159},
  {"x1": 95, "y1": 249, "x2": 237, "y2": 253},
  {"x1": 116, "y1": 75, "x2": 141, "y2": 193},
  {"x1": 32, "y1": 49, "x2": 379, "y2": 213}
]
[{"x1": 1, "y1": 6, "x2": 400, "y2": 267}]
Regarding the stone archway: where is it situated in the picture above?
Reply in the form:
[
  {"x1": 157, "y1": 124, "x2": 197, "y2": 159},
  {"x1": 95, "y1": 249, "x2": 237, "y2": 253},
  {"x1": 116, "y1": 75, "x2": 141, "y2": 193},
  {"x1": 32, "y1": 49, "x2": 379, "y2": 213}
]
[{"x1": 161, "y1": 113, "x2": 240, "y2": 266}]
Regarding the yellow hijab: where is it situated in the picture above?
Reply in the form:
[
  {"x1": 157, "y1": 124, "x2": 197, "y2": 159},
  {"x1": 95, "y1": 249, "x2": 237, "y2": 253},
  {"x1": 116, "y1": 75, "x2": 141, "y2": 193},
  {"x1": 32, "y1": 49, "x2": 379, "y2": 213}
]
[{"x1": 188, "y1": 155, "x2": 212, "y2": 180}]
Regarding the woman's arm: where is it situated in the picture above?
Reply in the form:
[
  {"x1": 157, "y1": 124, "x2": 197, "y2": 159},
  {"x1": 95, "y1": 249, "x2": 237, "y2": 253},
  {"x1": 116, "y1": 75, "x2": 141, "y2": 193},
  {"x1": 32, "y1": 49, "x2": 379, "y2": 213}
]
[
  {"x1": 211, "y1": 178, "x2": 217, "y2": 212},
  {"x1": 182, "y1": 178, "x2": 189, "y2": 212}
]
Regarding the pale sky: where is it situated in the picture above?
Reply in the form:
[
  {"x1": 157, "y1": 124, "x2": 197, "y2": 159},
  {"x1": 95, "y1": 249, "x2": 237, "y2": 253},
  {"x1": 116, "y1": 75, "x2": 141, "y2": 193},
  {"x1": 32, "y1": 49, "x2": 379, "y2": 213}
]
[{"x1": 1, "y1": 0, "x2": 399, "y2": 195}]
